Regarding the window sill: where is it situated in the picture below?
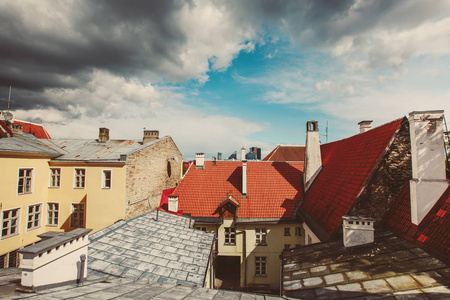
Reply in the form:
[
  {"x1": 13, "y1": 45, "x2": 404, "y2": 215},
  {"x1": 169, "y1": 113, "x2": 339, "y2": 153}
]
[
  {"x1": 101, "y1": 188, "x2": 111, "y2": 190},
  {"x1": 255, "y1": 274, "x2": 267, "y2": 277},
  {"x1": 223, "y1": 243, "x2": 236, "y2": 246},
  {"x1": 48, "y1": 186, "x2": 60, "y2": 189},
  {"x1": 1, "y1": 233, "x2": 19, "y2": 240},
  {"x1": 46, "y1": 224, "x2": 58, "y2": 227},
  {"x1": 255, "y1": 244, "x2": 267, "y2": 246},
  {"x1": 26, "y1": 227, "x2": 41, "y2": 232},
  {"x1": 73, "y1": 187, "x2": 85, "y2": 189},
  {"x1": 18, "y1": 192, "x2": 33, "y2": 195}
]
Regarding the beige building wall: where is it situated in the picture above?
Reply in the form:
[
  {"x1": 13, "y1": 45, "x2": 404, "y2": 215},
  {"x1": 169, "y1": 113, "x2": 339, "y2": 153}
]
[
  {"x1": 196, "y1": 219, "x2": 303, "y2": 290},
  {"x1": 47, "y1": 162, "x2": 127, "y2": 233},
  {"x1": 0, "y1": 157, "x2": 52, "y2": 256},
  {"x1": 125, "y1": 137, "x2": 182, "y2": 219}
]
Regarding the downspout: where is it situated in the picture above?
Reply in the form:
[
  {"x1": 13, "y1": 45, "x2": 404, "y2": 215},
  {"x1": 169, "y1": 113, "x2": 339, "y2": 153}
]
[
  {"x1": 235, "y1": 226, "x2": 247, "y2": 287},
  {"x1": 280, "y1": 251, "x2": 284, "y2": 297}
]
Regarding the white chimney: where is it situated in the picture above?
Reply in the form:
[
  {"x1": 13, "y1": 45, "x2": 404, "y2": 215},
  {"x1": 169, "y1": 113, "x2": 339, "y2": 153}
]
[
  {"x1": 241, "y1": 147, "x2": 246, "y2": 161},
  {"x1": 168, "y1": 196, "x2": 179, "y2": 213},
  {"x1": 358, "y1": 120, "x2": 373, "y2": 133},
  {"x1": 196, "y1": 153, "x2": 205, "y2": 169},
  {"x1": 242, "y1": 160, "x2": 248, "y2": 198},
  {"x1": 342, "y1": 216, "x2": 375, "y2": 247},
  {"x1": 304, "y1": 121, "x2": 322, "y2": 190},
  {"x1": 408, "y1": 111, "x2": 448, "y2": 225}
]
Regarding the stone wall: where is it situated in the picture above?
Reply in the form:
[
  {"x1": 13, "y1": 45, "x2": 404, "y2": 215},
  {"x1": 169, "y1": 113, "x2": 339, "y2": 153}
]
[
  {"x1": 349, "y1": 118, "x2": 412, "y2": 222},
  {"x1": 125, "y1": 137, "x2": 182, "y2": 219}
]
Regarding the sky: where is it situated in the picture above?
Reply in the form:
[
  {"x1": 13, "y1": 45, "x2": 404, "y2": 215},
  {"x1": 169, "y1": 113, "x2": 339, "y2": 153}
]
[{"x1": 1, "y1": 0, "x2": 449, "y2": 160}]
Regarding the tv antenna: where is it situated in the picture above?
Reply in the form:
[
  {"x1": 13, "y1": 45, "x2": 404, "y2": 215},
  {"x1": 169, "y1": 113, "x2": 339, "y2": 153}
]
[
  {"x1": 0, "y1": 85, "x2": 15, "y2": 111},
  {"x1": 321, "y1": 120, "x2": 329, "y2": 143}
]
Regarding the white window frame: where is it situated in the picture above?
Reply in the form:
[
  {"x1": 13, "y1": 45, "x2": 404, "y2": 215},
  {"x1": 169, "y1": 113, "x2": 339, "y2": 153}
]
[
  {"x1": 1, "y1": 207, "x2": 21, "y2": 239},
  {"x1": 255, "y1": 228, "x2": 267, "y2": 246},
  {"x1": 196, "y1": 226, "x2": 207, "y2": 232},
  {"x1": 73, "y1": 168, "x2": 86, "y2": 189},
  {"x1": 224, "y1": 227, "x2": 236, "y2": 245},
  {"x1": 17, "y1": 168, "x2": 33, "y2": 195},
  {"x1": 102, "y1": 169, "x2": 112, "y2": 190},
  {"x1": 255, "y1": 256, "x2": 267, "y2": 276},
  {"x1": 26, "y1": 203, "x2": 42, "y2": 231},
  {"x1": 49, "y1": 168, "x2": 61, "y2": 188},
  {"x1": 47, "y1": 202, "x2": 59, "y2": 227},
  {"x1": 71, "y1": 203, "x2": 85, "y2": 228}
]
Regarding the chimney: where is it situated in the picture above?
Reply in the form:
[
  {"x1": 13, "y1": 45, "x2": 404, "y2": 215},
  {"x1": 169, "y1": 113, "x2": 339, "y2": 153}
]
[
  {"x1": 241, "y1": 147, "x2": 246, "y2": 161},
  {"x1": 196, "y1": 153, "x2": 205, "y2": 169},
  {"x1": 98, "y1": 127, "x2": 109, "y2": 143},
  {"x1": 408, "y1": 111, "x2": 448, "y2": 225},
  {"x1": 304, "y1": 121, "x2": 322, "y2": 190},
  {"x1": 242, "y1": 160, "x2": 248, "y2": 198},
  {"x1": 11, "y1": 123, "x2": 23, "y2": 135},
  {"x1": 143, "y1": 130, "x2": 159, "y2": 144},
  {"x1": 358, "y1": 120, "x2": 373, "y2": 133},
  {"x1": 168, "y1": 196, "x2": 179, "y2": 213},
  {"x1": 342, "y1": 216, "x2": 375, "y2": 247}
]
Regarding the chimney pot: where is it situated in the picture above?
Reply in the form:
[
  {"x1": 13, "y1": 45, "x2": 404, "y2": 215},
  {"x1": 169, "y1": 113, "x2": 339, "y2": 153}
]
[
  {"x1": 196, "y1": 153, "x2": 205, "y2": 169},
  {"x1": 98, "y1": 127, "x2": 109, "y2": 143},
  {"x1": 143, "y1": 130, "x2": 159, "y2": 144},
  {"x1": 358, "y1": 120, "x2": 373, "y2": 133}
]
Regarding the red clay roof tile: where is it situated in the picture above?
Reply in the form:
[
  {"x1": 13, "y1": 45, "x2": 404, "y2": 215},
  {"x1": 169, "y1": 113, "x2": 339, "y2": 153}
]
[
  {"x1": 14, "y1": 120, "x2": 51, "y2": 139},
  {"x1": 167, "y1": 161, "x2": 304, "y2": 219}
]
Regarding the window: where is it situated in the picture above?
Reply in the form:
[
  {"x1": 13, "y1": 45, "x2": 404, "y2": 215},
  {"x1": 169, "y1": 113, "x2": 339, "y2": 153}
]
[
  {"x1": 27, "y1": 204, "x2": 41, "y2": 230},
  {"x1": 255, "y1": 228, "x2": 267, "y2": 246},
  {"x1": 284, "y1": 244, "x2": 291, "y2": 249},
  {"x1": 255, "y1": 256, "x2": 267, "y2": 276},
  {"x1": 224, "y1": 227, "x2": 236, "y2": 245},
  {"x1": 1, "y1": 208, "x2": 20, "y2": 238},
  {"x1": 102, "y1": 170, "x2": 112, "y2": 189},
  {"x1": 307, "y1": 235, "x2": 312, "y2": 245},
  {"x1": 295, "y1": 227, "x2": 302, "y2": 236},
  {"x1": 71, "y1": 203, "x2": 85, "y2": 228},
  {"x1": 18, "y1": 168, "x2": 33, "y2": 194},
  {"x1": 47, "y1": 203, "x2": 59, "y2": 226},
  {"x1": 74, "y1": 168, "x2": 86, "y2": 188},
  {"x1": 49, "y1": 168, "x2": 61, "y2": 188},
  {"x1": 196, "y1": 227, "x2": 207, "y2": 232},
  {"x1": 284, "y1": 227, "x2": 291, "y2": 236}
]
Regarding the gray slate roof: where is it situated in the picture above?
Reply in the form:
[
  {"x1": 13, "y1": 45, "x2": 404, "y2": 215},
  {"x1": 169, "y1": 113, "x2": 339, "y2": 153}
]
[
  {"x1": 282, "y1": 231, "x2": 450, "y2": 299},
  {"x1": 40, "y1": 136, "x2": 170, "y2": 161},
  {"x1": 88, "y1": 210, "x2": 214, "y2": 286},
  {"x1": 0, "y1": 135, "x2": 60, "y2": 156},
  {"x1": 1, "y1": 269, "x2": 281, "y2": 299}
]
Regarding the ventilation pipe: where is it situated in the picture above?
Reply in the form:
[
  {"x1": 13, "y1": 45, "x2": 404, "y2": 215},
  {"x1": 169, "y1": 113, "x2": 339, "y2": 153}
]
[{"x1": 242, "y1": 159, "x2": 248, "y2": 198}]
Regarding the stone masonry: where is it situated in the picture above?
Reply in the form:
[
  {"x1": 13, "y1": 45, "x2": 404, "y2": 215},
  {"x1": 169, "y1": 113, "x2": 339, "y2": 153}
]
[{"x1": 125, "y1": 137, "x2": 182, "y2": 219}]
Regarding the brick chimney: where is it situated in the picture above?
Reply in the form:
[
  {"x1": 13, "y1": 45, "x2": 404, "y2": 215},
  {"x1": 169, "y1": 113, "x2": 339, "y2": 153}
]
[
  {"x1": 11, "y1": 123, "x2": 23, "y2": 135},
  {"x1": 98, "y1": 127, "x2": 109, "y2": 143},
  {"x1": 358, "y1": 120, "x2": 373, "y2": 133},
  {"x1": 304, "y1": 121, "x2": 322, "y2": 190},
  {"x1": 143, "y1": 130, "x2": 159, "y2": 144},
  {"x1": 196, "y1": 153, "x2": 205, "y2": 169},
  {"x1": 408, "y1": 111, "x2": 448, "y2": 225},
  {"x1": 342, "y1": 216, "x2": 375, "y2": 247},
  {"x1": 242, "y1": 159, "x2": 248, "y2": 198}
]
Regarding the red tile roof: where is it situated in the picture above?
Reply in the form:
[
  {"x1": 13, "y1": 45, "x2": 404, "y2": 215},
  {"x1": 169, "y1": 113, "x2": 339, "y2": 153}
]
[
  {"x1": 168, "y1": 161, "x2": 304, "y2": 219},
  {"x1": 0, "y1": 120, "x2": 13, "y2": 137},
  {"x1": 300, "y1": 118, "x2": 404, "y2": 237},
  {"x1": 263, "y1": 145, "x2": 305, "y2": 162},
  {"x1": 387, "y1": 183, "x2": 450, "y2": 264},
  {"x1": 14, "y1": 120, "x2": 51, "y2": 139}
]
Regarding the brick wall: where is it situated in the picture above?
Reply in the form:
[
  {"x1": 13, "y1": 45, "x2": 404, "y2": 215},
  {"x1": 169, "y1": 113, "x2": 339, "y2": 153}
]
[{"x1": 125, "y1": 137, "x2": 182, "y2": 219}]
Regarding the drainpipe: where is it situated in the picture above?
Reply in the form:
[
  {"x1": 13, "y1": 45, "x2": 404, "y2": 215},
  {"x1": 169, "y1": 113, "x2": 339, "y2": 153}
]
[
  {"x1": 280, "y1": 251, "x2": 284, "y2": 297},
  {"x1": 235, "y1": 226, "x2": 247, "y2": 287}
]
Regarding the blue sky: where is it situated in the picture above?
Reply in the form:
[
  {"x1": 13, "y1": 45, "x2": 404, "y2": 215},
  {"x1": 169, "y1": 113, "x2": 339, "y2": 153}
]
[{"x1": 1, "y1": 1, "x2": 449, "y2": 160}]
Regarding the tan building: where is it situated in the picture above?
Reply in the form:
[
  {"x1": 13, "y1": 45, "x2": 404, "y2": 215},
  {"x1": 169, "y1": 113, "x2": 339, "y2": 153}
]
[
  {"x1": 0, "y1": 127, "x2": 182, "y2": 268},
  {"x1": 160, "y1": 152, "x2": 304, "y2": 293}
]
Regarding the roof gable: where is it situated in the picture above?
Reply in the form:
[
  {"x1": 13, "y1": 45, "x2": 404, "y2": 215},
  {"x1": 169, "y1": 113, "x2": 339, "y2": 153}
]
[
  {"x1": 263, "y1": 145, "x2": 305, "y2": 162},
  {"x1": 300, "y1": 118, "x2": 404, "y2": 238},
  {"x1": 170, "y1": 161, "x2": 304, "y2": 219}
]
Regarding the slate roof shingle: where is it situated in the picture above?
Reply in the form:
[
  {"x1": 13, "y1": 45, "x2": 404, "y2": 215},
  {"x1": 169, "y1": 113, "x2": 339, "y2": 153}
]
[
  {"x1": 169, "y1": 161, "x2": 304, "y2": 219},
  {"x1": 300, "y1": 118, "x2": 404, "y2": 237},
  {"x1": 88, "y1": 210, "x2": 214, "y2": 286}
]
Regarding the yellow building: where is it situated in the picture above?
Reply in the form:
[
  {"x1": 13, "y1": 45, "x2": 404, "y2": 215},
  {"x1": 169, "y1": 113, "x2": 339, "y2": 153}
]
[
  {"x1": 0, "y1": 127, "x2": 182, "y2": 268},
  {"x1": 162, "y1": 153, "x2": 304, "y2": 293}
]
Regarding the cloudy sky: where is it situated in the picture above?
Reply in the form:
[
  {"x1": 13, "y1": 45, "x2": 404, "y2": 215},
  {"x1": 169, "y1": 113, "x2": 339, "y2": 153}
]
[{"x1": 1, "y1": 0, "x2": 449, "y2": 159}]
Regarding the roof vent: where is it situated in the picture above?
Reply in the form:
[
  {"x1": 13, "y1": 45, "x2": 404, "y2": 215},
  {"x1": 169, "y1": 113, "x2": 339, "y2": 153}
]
[
  {"x1": 196, "y1": 153, "x2": 205, "y2": 169},
  {"x1": 358, "y1": 120, "x2": 373, "y2": 133},
  {"x1": 98, "y1": 127, "x2": 109, "y2": 143},
  {"x1": 342, "y1": 216, "x2": 375, "y2": 247}
]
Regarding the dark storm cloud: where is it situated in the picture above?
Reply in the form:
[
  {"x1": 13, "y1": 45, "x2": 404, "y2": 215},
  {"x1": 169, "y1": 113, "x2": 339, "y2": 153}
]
[{"x1": 0, "y1": 0, "x2": 445, "y2": 111}]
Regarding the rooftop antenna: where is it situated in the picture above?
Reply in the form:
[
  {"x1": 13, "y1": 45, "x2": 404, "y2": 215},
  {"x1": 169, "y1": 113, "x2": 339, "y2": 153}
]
[
  {"x1": 0, "y1": 85, "x2": 15, "y2": 111},
  {"x1": 321, "y1": 120, "x2": 329, "y2": 143}
]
